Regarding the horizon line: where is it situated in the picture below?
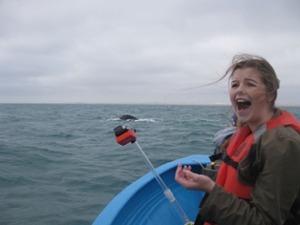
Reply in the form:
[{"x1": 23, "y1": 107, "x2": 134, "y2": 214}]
[{"x1": 0, "y1": 102, "x2": 300, "y2": 107}]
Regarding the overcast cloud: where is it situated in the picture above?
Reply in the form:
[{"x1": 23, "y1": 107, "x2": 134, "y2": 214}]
[{"x1": 1, "y1": 0, "x2": 299, "y2": 105}]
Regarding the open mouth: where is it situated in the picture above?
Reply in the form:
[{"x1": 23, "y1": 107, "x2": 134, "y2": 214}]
[{"x1": 236, "y1": 99, "x2": 251, "y2": 110}]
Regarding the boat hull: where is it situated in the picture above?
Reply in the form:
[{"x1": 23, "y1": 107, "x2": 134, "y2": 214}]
[{"x1": 92, "y1": 154, "x2": 210, "y2": 225}]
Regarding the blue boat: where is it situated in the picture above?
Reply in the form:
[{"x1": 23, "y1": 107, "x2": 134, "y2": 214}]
[{"x1": 92, "y1": 154, "x2": 210, "y2": 225}]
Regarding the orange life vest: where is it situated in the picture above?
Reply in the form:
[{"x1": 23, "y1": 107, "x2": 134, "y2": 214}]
[{"x1": 203, "y1": 110, "x2": 300, "y2": 225}]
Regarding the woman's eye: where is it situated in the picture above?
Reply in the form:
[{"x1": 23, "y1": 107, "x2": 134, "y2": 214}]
[{"x1": 247, "y1": 83, "x2": 256, "y2": 87}]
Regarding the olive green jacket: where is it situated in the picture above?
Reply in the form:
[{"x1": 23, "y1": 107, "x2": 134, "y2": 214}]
[{"x1": 200, "y1": 122, "x2": 300, "y2": 225}]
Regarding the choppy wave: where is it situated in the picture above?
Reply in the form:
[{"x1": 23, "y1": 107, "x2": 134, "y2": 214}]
[{"x1": 107, "y1": 117, "x2": 158, "y2": 122}]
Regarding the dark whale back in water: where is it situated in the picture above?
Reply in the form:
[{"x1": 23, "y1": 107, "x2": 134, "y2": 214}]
[{"x1": 119, "y1": 115, "x2": 138, "y2": 120}]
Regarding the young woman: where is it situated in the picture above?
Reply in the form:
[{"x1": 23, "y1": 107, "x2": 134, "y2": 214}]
[{"x1": 175, "y1": 54, "x2": 300, "y2": 225}]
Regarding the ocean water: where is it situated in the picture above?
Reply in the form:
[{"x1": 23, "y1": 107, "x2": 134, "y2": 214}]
[{"x1": 1, "y1": 104, "x2": 299, "y2": 225}]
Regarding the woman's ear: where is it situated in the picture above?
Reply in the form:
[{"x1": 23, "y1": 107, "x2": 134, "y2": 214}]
[{"x1": 267, "y1": 92, "x2": 276, "y2": 103}]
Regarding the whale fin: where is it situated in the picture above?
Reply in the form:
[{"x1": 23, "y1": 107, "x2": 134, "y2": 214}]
[{"x1": 119, "y1": 115, "x2": 138, "y2": 120}]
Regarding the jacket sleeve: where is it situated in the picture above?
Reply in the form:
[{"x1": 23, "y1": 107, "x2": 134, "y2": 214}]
[{"x1": 199, "y1": 127, "x2": 300, "y2": 225}]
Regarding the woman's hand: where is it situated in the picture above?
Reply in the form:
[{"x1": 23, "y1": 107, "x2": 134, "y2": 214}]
[{"x1": 175, "y1": 164, "x2": 215, "y2": 193}]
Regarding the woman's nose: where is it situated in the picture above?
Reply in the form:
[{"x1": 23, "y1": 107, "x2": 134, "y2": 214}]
[{"x1": 236, "y1": 83, "x2": 245, "y2": 94}]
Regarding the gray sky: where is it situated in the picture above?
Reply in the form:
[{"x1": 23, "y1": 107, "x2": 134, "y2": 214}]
[{"x1": 1, "y1": 0, "x2": 300, "y2": 105}]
